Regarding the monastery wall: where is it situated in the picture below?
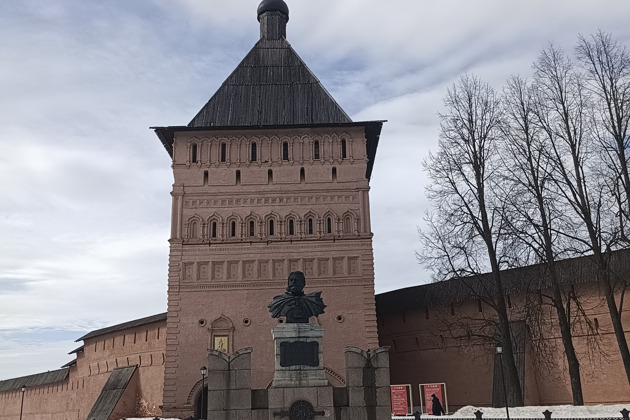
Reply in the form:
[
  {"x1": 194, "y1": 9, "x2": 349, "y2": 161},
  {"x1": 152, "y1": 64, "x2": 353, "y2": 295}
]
[
  {"x1": 0, "y1": 319, "x2": 166, "y2": 420},
  {"x1": 379, "y1": 282, "x2": 630, "y2": 410}
]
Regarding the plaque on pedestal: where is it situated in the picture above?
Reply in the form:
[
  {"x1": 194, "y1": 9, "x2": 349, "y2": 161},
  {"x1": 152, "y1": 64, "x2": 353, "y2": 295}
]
[
  {"x1": 272, "y1": 323, "x2": 328, "y2": 387},
  {"x1": 280, "y1": 341, "x2": 319, "y2": 367}
]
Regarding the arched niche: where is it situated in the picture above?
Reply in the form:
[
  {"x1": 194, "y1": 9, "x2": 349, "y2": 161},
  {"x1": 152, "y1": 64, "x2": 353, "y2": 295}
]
[{"x1": 208, "y1": 315, "x2": 235, "y2": 354}]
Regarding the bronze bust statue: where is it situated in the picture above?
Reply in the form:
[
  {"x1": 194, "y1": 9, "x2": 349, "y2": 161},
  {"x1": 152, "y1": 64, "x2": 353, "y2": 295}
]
[{"x1": 268, "y1": 271, "x2": 326, "y2": 323}]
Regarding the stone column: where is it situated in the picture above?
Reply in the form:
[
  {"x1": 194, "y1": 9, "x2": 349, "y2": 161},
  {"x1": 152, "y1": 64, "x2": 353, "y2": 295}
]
[
  {"x1": 207, "y1": 348, "x2": 253, "y2": 420},
  {"x1": 343, "y1": 346, "x2": 391, "y2": 420}
]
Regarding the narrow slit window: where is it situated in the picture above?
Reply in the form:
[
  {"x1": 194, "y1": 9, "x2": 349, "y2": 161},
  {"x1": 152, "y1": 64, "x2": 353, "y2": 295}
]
[
  {"x1": 211, "y1": 222, "x2": 217, "y2": 238},
  {"x1": 231, "y1": 221, "x2": 236, "y2": 237},
  {"x1": 332, "y1": 167, "x2": 337, "y2": 182},
  {"x1": 251, "y1": 142, "x2": 257, "y2": 162},
  {"x1": 249, "y1": 220, "x2": 255, "y2": 237},
  {"x1": 268, "y1": 169, "x2": 273, "y2": 184},
  {"x1": 192, "y1": 144, "x2": 198, "y2": 163},
  {"x1": 300, "y1": 167, "x2": 305, "y2": 183},
  {"x1": 269, "y1": 219, "x2": 275, "y2": 236},
  {"x1": 326, "y1": 217, "x2": 332, "y2": 234},
  {"x1": 220, "y1": 143, "x2": 227, "y2": 163},
  {"x1": 282, "y1": 141, "x2": 289, "y2": 161},
  {"x1": 341, "y1": 139, "x2": 347, "y2": 159},
  {"x1": 203, "y1": 170, "x2": 208, "y2": 186},
  {"x1": 288, "y1": 219, "x2": 295, "y2": 236},
  {"x1": 308, "y1": 218, "x2": 313, "y2": 235},
  {"x1": 313, "y1": 140, "x2": 320, "y2": 160},
  {"x1": 236, "y1": 170, "x2": 241, "y2": 185}
]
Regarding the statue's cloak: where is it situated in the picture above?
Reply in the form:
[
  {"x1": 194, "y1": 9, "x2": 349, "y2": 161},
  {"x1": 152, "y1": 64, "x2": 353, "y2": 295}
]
[{"x1": 268, "y1": 291, "x2": 326, "y2": 320}]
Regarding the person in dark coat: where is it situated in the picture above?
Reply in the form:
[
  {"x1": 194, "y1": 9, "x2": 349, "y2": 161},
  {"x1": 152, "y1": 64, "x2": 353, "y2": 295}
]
[{"x1": 431, "y1": 394, "x2": 444, "y2": 416}]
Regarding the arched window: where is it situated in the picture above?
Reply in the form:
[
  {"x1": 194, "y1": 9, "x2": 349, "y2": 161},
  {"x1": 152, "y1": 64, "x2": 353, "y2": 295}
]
[
  {"x1": 288, "y1": 219, "x2": 295, "y2": 236},
  {"x1": 236, "y1": 170, "x2": 241, "y2": 185},
  {"x1": 220, "y1": 143, "x2": 227, "y2": 163},
  {"x1": 344, "y1": 216, "x2": 352, "y2": 234},
  {"x1": 190, "y1": 221, "x2": 199, "y2": 238},
  {"x1": 251, "y1": 142, "x2": 257, "y2": 162},
  {"x1": 211, "y1": 221, "x2": 217, "y2": 238},
  {"x1": 269, "y1": 219, "x2": 275, "y2": 236},
  {"x1": 332, "y1": 167, "x2": 337, "y2": 182},
  {"x1": 230, "y1": 221, "x2": 236, "y2": 237},
  {"x1": 313, "y1": 140, "x2": 320, "y2": 160},
  {"x1": 341, "y1": 139, "x2": 347, "y2": 159},
  {"x1": 282, "y1": 141, "x2": 289, "y2": 161},
  {"x1": 300, "y1": 167, "x2": 305, "y2": 183},
  {"x1": 326, "y1": 217, "x2": 332, "y2": 234},
  {"x1": 308, "y1": 218, "x2": 313, "y2": 235},
  {"x1": 203, "y1": 170, "x2": 208, "y2": 186},
  {"x1": 249, "y1": 220, "x2": 255, "y2": 237},
  {"x1": 192, "y1": 144, "x2": 198, "y2": 163},
  {"x1": 268, "y1": 169, "x2": 273, "y2": 184}
]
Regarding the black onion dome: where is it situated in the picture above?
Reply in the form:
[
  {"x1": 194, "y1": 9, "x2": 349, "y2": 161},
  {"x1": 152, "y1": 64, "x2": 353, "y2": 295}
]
[{"x1": 257, "y1": 0, "x2": 289, "y2": 21}]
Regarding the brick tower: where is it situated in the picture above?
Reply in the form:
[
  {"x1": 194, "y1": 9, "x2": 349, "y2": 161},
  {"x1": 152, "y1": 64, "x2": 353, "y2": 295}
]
[{"x1": 153, "y1": 1, "x2": 384, "y2": 417}]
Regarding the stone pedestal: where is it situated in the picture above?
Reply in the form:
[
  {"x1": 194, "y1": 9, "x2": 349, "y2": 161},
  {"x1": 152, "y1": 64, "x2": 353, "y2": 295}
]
[
  {"x1": 204, "y1": 343, "x2": 392, "y2": 420},
  {"x1": 271, "y1": 323, "x2": 328, "y2": 388}
]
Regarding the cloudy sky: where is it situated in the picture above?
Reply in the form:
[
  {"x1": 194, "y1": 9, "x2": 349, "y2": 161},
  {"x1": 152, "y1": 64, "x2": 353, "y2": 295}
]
[{"x1": 1, "y1": 0, "x2": 629, "y2": 380}]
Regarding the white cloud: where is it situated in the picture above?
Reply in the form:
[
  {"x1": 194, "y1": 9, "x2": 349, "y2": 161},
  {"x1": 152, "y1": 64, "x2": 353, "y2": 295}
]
[{"x1": 1, "y1": 0, "x2": 630, "y2": 378}]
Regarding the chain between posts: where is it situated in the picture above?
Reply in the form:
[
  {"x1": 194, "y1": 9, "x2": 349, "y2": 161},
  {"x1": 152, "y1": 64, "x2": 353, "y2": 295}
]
[{"x1": 468, "y1": 408, "x2": 630, "y2": 420}]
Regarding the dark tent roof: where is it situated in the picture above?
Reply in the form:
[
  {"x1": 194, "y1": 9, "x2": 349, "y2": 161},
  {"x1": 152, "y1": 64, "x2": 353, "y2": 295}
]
[
  {"x1": 77, "y1": 313, "x2": 166, "y2": 342},
  {"x1": 152, "y1": 0, "x2": 385, "y2": 180},
  {"x1": 188, "y1": 38, "x2": 352, "y2": 128}
]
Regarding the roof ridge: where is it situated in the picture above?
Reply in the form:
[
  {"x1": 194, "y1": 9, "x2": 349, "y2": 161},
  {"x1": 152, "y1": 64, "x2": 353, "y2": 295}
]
[
  {"x1": 0, "y1": 368, "x2": 69, "y2": 392},
  {"x1": 76, "y1": 312, "x2": 167, "y2": 342}
]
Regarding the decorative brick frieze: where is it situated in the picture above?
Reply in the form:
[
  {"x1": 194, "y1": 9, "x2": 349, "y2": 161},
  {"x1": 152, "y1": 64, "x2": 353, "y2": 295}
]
[
  {"x1": 180, "y1": 240, "x2": 373, "y2": 254},
  {"x1": 178, "y1": 277, "x2": 372, "y2": 292},
  {"x1": 177, "y1": 256, "x2": 367, "y2": 283},
  {"x1": 183, "y1": 194, "x2": 358, "y2": 209}
]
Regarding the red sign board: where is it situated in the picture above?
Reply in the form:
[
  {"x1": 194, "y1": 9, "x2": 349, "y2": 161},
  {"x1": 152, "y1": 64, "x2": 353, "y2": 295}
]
[
  {"x1": 423, "y1": 383, "x2": 443, "y2": 415},
  {"x1": 390, "y1": 385, "x2": 409, "y2": 415}
]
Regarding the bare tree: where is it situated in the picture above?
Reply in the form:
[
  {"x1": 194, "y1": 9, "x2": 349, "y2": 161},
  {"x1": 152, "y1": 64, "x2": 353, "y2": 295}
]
[
  {"x1": 577, "y1": 31, "x2": 630, "y2": 240},
  {"x1": 533, "y1": 44, "x2": 630, "y2": 386},
  {"x1": 420, "y1": 74, "x2": 524, "y2": 406},
  {"x1": 499, "y1": 75, "x2": 585, "y2": 404}
]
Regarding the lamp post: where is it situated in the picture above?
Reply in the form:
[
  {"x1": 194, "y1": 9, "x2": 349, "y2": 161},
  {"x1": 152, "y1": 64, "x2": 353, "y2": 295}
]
[
  {"x1": 495, "y1": 346, "x2": 510, "y2": 420},
  {"x1": 200, "y1": 366, "x2": 207, "y2": 420},
  {"x1": 19, "y1": 385, "x2": 26, "y2": 420}
]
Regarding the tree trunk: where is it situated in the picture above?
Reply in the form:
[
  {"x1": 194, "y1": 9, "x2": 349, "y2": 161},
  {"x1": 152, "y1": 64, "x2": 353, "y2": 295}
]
[
  {"x1": 599, "y1": 261, "x2": 630, "y2": 383},
  {"x1": 496, "y1": 291, "x2": 525, "y2": 406},
  {"x1": 551, "y1": 281, "x2": 584, "y2": 405}
]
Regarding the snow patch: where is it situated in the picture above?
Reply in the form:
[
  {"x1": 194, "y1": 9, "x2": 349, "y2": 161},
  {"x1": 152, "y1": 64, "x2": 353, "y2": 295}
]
[{"x1": 452, "y1": 405, "x2": 629, "y2": 418}]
